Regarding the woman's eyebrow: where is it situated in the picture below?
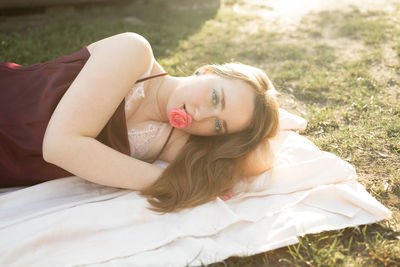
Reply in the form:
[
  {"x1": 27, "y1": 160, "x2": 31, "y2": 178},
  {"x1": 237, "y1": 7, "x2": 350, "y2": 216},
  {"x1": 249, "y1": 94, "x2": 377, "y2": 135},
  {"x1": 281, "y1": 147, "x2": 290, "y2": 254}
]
[
  {"x1": 223, "y1": 120, "x2": 228, "y2": 134},
  {"x1": 221, "y1": 88, "x2": 228, "y2": 134},
  {"x1": 221, "y1": 87, "x2": 226, "y2": 110}
]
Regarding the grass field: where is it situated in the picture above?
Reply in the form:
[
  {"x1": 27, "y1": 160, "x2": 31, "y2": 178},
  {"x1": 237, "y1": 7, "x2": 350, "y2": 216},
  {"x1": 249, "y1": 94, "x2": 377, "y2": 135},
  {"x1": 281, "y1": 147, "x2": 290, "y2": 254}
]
[{"x1": 1, "y1": 0, "x2": 399, "y2": 265}]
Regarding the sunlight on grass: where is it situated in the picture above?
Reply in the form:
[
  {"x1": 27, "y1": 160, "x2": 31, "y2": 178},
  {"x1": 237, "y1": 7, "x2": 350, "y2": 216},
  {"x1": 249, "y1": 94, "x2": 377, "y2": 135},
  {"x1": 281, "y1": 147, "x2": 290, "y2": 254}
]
[{"x1": 331, "y1": 9, "x2": 394, "y2": 46}]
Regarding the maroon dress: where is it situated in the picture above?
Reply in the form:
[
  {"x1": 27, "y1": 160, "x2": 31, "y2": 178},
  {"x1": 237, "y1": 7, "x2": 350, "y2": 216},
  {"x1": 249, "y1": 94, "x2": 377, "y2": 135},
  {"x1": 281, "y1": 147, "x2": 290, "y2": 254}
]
[{"x1": 0, "y1": 46, "x2": 170, "y2": 187}]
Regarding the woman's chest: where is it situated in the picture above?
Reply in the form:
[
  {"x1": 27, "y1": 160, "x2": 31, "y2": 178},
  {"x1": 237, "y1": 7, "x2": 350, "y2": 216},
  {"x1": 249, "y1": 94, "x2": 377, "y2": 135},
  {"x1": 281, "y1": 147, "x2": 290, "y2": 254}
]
[
  {"x1": 123, "y1": 75, "x2": 188, "y2": 163},
  {"x1": 124, "y1": 82, "x2": 166, "y2": 161}
]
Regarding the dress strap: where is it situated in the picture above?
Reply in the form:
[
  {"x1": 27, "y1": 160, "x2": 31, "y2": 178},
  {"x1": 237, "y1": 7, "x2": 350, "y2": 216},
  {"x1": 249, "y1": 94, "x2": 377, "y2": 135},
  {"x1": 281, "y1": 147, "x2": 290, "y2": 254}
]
[
  {"x1": 136, "y1": 72, "x2": 168, "y2": 83},
  {"x1": 150, "y1": 127, "x2": 175, "y2": 164}
]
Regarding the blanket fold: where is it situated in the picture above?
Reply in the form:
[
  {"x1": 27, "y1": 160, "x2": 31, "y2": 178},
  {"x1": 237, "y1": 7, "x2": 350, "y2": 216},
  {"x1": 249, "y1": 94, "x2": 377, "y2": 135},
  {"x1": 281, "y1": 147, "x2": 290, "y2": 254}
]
[{"x1": 0, "y1": 108, "x2": 391, "y2": 267}]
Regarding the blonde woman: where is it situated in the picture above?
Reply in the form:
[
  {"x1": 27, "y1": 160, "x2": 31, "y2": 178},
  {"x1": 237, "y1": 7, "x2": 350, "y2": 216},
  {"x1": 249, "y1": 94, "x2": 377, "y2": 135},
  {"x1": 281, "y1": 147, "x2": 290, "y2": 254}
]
[{"x1": 0, "y1": 32, "x2": 279, "y2": 213}]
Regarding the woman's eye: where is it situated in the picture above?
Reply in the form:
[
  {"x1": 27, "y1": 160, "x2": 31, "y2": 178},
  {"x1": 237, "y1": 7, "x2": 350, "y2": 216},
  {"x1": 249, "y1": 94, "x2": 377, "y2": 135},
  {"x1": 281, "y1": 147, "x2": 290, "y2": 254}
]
[
  {"x1": 212, "y1": 89, "x2": 219, "y2": 106},
  {"x1": 212, "y1": 89, "x2": 222, "y2": 133},
  {"x1": 215, "y1": 118, "x2": 222, "y2": 133}
]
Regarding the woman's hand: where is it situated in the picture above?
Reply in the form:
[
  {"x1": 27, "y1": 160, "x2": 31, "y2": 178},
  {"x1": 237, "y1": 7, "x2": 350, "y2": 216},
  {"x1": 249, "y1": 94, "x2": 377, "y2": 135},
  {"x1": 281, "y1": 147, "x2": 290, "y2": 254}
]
[
  {"x1": 237, "y1": 139, "x2": 275, "y2": 178},
  {"x1": 218, "y1": 140, "x2": 275, "y2": 201}
]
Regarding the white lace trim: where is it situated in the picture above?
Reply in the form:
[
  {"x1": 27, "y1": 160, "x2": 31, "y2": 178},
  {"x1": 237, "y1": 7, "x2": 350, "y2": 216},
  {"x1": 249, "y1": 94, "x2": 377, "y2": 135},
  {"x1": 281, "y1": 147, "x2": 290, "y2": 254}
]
[
  {"x1": 125, "y1": 57, "x2": 168, "y2": 160},
  {"x1": 132, "y1": 83, "x2": 145, "y2": 100},
  {"x1": 124, "y1": 58, "x2": 154, "y2": 111},
  {"x1": 125, "y1": 74, "x2": 148, "y2": 110},
  {"x1": 127, "y1": 122, "x2": 168, "y2": 159}
]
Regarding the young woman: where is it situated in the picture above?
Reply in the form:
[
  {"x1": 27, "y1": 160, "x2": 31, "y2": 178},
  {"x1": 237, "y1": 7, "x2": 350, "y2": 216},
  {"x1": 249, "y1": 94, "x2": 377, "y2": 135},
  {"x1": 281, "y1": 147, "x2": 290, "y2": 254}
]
[{"x1": 0, "y1": 32, "x2": 279, "y2": 213}]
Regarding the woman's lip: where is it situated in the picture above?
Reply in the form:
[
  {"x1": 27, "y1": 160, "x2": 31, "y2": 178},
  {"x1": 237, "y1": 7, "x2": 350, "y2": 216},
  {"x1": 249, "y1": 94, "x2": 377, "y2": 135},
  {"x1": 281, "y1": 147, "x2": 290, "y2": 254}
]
[{"x1": 183, "y1": 104, "x2": 192, "y2": 117}]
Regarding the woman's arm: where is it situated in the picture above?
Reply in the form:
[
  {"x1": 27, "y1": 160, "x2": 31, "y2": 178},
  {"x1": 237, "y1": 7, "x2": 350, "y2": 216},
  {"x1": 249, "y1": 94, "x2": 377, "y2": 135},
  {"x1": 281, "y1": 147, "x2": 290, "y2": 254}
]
[
  {"x1": 44, "y1": 135, "x2": 164, "y2": 190},
  {"x1": 42, "y1": 32, "x2": 161, "y2": 190}
]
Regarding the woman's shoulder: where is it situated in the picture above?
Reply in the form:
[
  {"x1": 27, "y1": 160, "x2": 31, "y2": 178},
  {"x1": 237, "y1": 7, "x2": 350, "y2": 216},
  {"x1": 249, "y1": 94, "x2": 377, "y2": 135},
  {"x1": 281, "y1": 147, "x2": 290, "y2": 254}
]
[
  {"x1": 86, "y1": 32, "x2": 153, "y2": 68},
  {"x1": 87, "y1": 32, "x2": 151, "y2": 50}
]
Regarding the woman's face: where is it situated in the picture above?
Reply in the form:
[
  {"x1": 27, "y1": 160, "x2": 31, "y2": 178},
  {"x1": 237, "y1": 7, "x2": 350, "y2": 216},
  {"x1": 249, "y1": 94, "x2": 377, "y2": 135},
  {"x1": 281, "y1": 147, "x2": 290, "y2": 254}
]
[{"x1": 167, "y1": 74, "x2": 255, "y2": 136}]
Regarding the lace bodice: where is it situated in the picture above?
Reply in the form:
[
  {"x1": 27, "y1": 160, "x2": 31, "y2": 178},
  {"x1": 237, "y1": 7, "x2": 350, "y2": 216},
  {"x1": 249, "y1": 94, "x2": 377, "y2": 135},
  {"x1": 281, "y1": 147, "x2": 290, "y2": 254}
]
[
  {"x1": 124, "y1": 66, "x2": 169, "y2": 160},
  {"x1": 126, "y1": 122, "x2": 168, "y2": 160}
]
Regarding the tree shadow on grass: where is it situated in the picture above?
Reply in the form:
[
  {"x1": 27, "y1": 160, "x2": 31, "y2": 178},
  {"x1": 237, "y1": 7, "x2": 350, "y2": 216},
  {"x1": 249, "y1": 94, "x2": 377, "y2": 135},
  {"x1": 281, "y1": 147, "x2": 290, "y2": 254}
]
[{"x1": 0, "y1": 0, "x2": 220, "y2": 64}]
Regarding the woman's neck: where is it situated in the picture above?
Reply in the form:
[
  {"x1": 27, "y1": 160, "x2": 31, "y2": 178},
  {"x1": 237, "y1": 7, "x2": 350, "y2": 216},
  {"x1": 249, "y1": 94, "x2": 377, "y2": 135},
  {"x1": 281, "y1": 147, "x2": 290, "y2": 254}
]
[{"x1": 147, "y1": 75, "x2": 191, "y2": 123}]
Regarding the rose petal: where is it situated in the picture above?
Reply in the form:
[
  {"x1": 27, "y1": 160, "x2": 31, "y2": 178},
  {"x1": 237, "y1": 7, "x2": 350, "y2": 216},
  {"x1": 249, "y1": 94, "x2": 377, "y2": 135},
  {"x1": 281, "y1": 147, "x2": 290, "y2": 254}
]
[{"x1": 168, "y1": 108, "x2": 192, "y2": 129}]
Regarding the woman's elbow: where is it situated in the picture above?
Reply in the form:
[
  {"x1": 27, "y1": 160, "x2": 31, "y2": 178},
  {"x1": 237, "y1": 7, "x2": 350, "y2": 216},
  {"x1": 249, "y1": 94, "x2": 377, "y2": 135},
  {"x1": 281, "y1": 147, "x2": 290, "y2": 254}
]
[
  {"x1": 42, "y1": 135, "x2": 59, "y2": 163},
  {"x1": 42, "y1": 132, "x2": 71, "y2": 164}
]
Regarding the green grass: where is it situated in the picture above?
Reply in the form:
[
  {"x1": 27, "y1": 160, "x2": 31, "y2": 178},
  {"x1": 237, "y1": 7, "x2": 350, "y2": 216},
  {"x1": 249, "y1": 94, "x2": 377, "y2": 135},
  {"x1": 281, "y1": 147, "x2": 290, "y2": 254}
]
[
  {"x1": 1, "y1": 0, "x2": 399, "y2": 265},
  {"x1": 339, "y1": 10, "x2": 393, "y2": 46}
]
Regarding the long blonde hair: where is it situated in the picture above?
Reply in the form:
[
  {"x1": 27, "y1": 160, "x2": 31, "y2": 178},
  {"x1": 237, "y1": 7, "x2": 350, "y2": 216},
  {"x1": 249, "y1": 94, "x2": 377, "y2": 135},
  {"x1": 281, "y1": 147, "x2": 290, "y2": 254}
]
[{"x1": 138, "y1": 63, "x2": 279, "y2": 214}]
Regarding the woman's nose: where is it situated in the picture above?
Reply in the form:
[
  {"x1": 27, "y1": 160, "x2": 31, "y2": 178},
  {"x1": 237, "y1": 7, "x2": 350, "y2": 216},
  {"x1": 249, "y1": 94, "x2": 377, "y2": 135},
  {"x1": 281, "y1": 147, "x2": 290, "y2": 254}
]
[{"x1": 192, "y1": 107, "x2": 217, "y2": 121}]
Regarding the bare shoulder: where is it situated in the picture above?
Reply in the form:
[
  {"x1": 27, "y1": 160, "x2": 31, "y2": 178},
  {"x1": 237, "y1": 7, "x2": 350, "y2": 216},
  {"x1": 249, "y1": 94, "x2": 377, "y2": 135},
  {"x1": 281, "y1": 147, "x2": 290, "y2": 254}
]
[
  {"x1": 43, "y1": 32, "x2": 155, "y2": 150},
  {"x1": 86, "y1": 32, "x2": 152, "y2": 59}
]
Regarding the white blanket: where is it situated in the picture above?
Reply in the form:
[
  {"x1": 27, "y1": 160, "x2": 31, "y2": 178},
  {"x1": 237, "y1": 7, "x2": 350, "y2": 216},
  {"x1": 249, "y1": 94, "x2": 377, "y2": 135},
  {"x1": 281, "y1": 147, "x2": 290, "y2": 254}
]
[{"x1": 0, "y1": 109, "x2": 391, "y2": 267}]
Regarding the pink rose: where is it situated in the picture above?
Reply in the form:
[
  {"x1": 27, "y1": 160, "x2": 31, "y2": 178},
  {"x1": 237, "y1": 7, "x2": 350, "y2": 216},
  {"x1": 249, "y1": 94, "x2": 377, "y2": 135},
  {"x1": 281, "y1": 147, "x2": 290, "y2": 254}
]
[{"x1": 168, "y1": 108, "x2": 192, "y2": 129}]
